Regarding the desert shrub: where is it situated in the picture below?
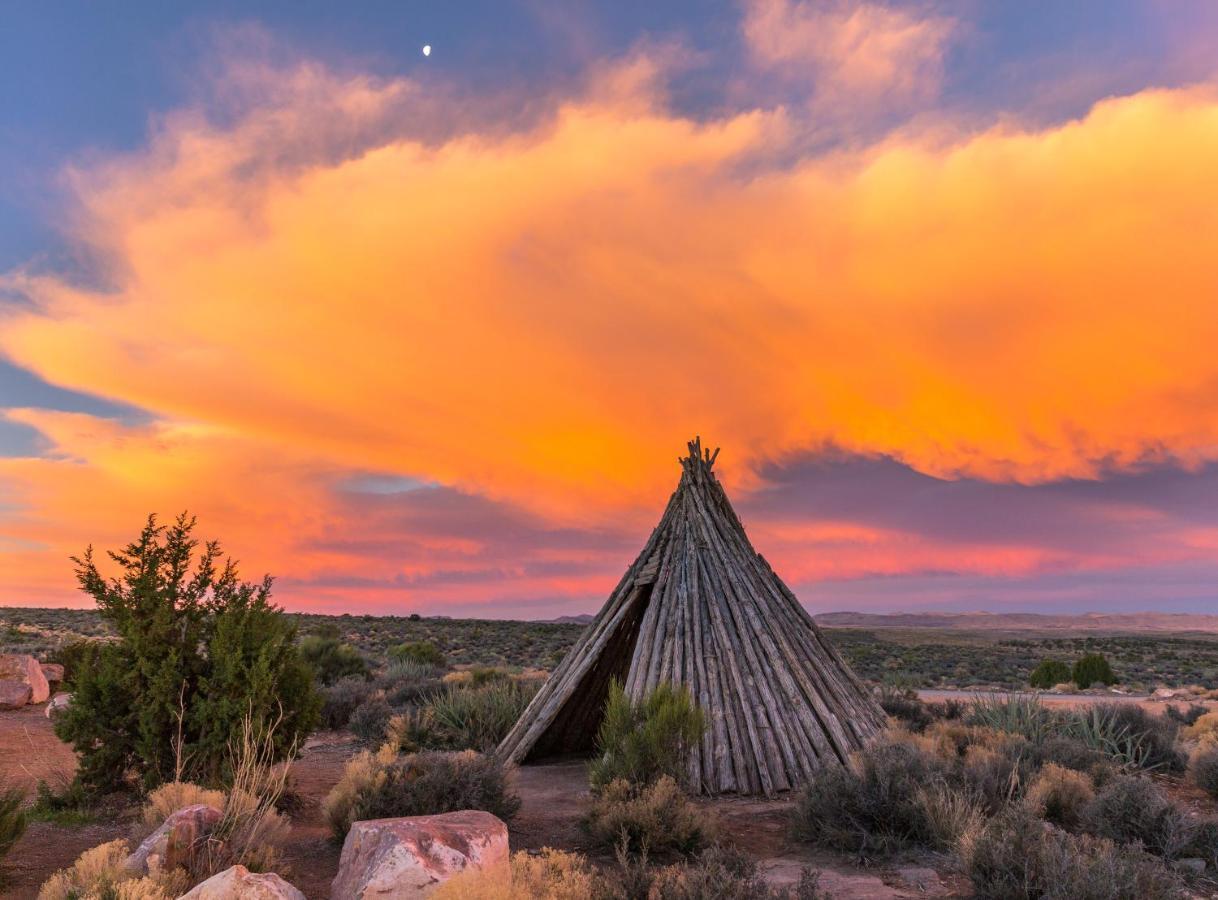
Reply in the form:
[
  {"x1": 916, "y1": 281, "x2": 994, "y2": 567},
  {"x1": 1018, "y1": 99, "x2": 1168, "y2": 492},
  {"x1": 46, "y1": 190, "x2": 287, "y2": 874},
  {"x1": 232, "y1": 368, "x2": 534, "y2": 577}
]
[
  {"x1": 327, "y1": 750, "x2": 519, "y2": 841},
  {"x1": 323, "y1": 744, "x2": 397, "y2": 839},
  {"x1": 390, "y1": 640, "x2": 447, "y2": 668},
  {"x1": 1184, "y1": 820, "x2": 1218, "y2": 871},
  {"x1": 1066, "y1": 705, "x2": 1183, "y2": 772},
  {"x1": 588, "y1": 681, "x2": 706, "y2": 791},
  {"x1": 1189, "y1": 746, "x2": 1218, "y2": 798},
  {"x1": 966, "y1": 694, "x2": 1057, "y2": 743},
  {"x1": 37, "y1": 839, "x2": 184, "y2": 900},
  {"x1": 424, "y1": 680, "x2": 539, "y2": 752},
  {"x1": 648, "y1": 844, "x2": 797, "y2": 899},
  {"x1": 1073, "y1": 654, "x2": 1116, "y2": 689},
  {"x1": 432, "y1": 848, "x2": 599, "y2": 900},
  {"x1": 320, "y1": 676, "x2": 377, "y2": 730},
  {"x1": 1024, "y1": 764, "x2": 1094, "y2": 830},
  {"x1": 968, "y1": 809, "x2": 1181, "y2": 900},
  {"x1": 878, "y1": 687, "x2": 934, "y2": 732},
  {"x1": 960, "y1": 738, "x2": 1036, "y2": 813},
  {"x1": 1030, "y1": 660, "x2": 1072, "y2": 689},
  {"x1": 926, "y1": 698, "x2": 967, "y2": 721},
  {"x1": 792, "y1": 740, "x2": 955, "y2": 855},
  {"x1": 1082, "y1": 775, "x2": 1193, "y2": 859},
  {"x1": 57, "y1": 514, "x2": 320, "y2": 792},
  {"x1": 349, "y1": 697, "x2": 394, "y2": 745},
  {"x1": 1036, "y1": 736, "x2": 1108, "y2": 774},
  {"x1": 1164, "y1": 704, "x2": 1208, "y2": 727},
  {"x1": 299, "y1": 633, "x2": 368, "y2": 685},
  {"x1": 141, "y1": 781, "x2": 226, "y2": 825},
  {"x1": 584, "y1": 776, "x2": 712, "y2": 857},
  {"x1": 0, "y1": 781, "x2": 27, "y2": 859}
]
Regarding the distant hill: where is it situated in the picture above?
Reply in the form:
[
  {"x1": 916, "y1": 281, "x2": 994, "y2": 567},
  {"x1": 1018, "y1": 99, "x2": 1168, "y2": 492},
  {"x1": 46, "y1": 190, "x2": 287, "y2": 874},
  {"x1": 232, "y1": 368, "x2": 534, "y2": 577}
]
[
  {"x1": 812, "y1": 611, "x2": 1218, "y2": 634},
  {"x1": 546, "y1": 614, "x2": 595, "y2": 625}
]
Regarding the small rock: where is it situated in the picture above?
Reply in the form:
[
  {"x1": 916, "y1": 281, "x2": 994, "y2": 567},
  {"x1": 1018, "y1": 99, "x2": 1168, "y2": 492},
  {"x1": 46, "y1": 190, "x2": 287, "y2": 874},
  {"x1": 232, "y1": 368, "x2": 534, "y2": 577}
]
[
  {"x1": 332, "y1": 810, "x2": 509, "y2": 898},
  {"x1": 1173, "y1": 857, "x2": 1206, "y2": 874},
  {"x1": 0, "y1": 681, "x2": 32, "y2": 710},
  {"x1": 0, "y1": 654, "x2": 49, "y2": 703},
  {"x1": 1153, "y1": 688, "x2": 1177, "y2": 700},
  {"x1": 124, "y1": 804, "x2": 223, "y2": 876},
  {"x1": 179, "y1": 864, "x2": 306, "y2": 899},
  {"x1": 40, "y1": 663, "x2": 65, "y2": 685},
  {"x1": 45, "y1": 692, "x2": 71, "y2": 718},
  {"x1": 895, "y1": 866, "x2": 941, "y2": 890}
]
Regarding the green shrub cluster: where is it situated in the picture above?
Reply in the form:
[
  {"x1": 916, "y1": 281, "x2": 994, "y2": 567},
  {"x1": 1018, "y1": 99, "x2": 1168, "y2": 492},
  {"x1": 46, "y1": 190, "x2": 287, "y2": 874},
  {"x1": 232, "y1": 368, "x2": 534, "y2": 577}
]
[
  {"x1": 589, "y1": 681, "x2": 706, "y2": 791},
  {"x1": 300, "y1": 625, "x2": 369, "y2": 685},
  {"x1": 1029, "y1": 659, "x2": 1072, "y2": 689},
  {"x1": 1073, "y1": 653, "x2": 1117, "y2": 689},
  {"x1": 56, "y1": 514, "x2": 320, "y2": 792},
  {"x1": 389, "y1": 640, "x2": 447, "y2": 668}
]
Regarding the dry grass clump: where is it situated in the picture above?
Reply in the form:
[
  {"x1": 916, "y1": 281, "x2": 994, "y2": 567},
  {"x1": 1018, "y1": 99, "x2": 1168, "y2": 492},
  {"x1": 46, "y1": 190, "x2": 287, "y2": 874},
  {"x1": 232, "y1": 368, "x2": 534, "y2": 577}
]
[
  {"x1": 584, "y1": 776, "x2": 713, "y2": 857},
  {"x1": 37, "y1": 839, "x2": 187, "y2": 900},
  {"x1": 1183, "y1": 711, "x2": 1218, "y2": 746},
  {"x1": 646, "y1": 844, "x2": 824, "y2": 899},
  {"x1": 1189, "y1": 745, "x2": 1218, "y2": 798},
  {"x1": 141, "y1": 782, "x2": 226, "y2": 825},
  {"x1": 432, "y1": 849, "x2": 599, "y2": 899},
  {"x1": 1023, "y1": 763, "x2": 1094, "y2": 830}
]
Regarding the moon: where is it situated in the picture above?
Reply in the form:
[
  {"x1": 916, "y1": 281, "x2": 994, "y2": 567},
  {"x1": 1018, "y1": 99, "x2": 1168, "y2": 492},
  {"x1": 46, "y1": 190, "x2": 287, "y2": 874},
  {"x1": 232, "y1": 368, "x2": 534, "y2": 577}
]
[{"x1": 422, "y1": 45, "x2": 431, "y2": 57}]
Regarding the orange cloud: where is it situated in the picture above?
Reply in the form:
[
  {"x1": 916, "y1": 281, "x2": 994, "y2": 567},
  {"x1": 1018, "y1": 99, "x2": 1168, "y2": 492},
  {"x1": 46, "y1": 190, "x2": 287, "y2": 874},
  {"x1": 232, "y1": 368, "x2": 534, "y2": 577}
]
[{"x1": 6, "y1": 46, "x2": 1218, "y2": 610}]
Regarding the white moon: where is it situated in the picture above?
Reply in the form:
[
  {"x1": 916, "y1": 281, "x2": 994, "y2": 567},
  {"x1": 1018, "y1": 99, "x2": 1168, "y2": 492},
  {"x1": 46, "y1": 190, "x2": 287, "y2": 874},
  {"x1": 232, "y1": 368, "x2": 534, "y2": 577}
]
[{"x1": 422, "y1": 45, "x2": 431, "y2": 57}]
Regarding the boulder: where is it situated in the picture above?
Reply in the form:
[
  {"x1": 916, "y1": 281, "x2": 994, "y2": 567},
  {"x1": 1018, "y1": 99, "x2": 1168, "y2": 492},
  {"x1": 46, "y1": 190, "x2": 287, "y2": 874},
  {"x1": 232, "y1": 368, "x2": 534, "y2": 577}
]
[
  {"x1": 40, "y1": 662, "x2": 65, "y2": 685},
  {"x1": 0, "y1": 681, "x2": 31, "y2": 710},
  {"x1": 124, "y1": 804, "x2": 223, "y2": 876},
  {"x1": 332, "y1": 810, "x2": 509, "y2": 898},
  {"x1": 45, "y1": 692, "x2": 72, "y2": 718},
  {"x1": 179, "y1": 864, "x2": 306, "y2": 899},
  {"x1": 895, "y1": 866, "x2": 941, "y2": 890},
  {"x1": 0, "y1": 654, "x2": 49, "y2": 703}
]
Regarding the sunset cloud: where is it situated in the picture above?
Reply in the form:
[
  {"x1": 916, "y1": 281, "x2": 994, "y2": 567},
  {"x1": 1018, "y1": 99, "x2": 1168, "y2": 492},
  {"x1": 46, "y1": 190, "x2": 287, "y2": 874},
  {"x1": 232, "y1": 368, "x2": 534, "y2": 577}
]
[{"x1": 5, "y1": 9, "x2": 1218, "y2": 612}]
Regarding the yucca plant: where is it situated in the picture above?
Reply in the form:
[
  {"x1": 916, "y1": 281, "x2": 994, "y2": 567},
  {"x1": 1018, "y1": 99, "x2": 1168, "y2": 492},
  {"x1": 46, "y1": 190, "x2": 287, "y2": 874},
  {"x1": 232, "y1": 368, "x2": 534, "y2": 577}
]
[
  {"x1": 965, "y1": 694, "x2": 1057, "y2": 744},
  {"x1": 425, "y1": 680, "x2": 539, "y2": 752}
]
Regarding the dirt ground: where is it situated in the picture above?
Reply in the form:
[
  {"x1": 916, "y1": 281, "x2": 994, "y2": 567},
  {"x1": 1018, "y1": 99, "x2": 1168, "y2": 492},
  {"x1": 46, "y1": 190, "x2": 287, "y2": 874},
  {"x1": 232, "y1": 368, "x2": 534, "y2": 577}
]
[{"x1": 0, "y1": 705, "x2": 966, "y2": 898}]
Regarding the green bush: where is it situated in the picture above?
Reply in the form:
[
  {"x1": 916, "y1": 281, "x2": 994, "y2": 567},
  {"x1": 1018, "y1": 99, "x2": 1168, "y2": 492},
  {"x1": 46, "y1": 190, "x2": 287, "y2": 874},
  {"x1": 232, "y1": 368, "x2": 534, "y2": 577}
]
[
  {"x1": 583, "y1": 775, "x2": 712, "y2": 857},
  {"x1": 335, "y1": 751, "x2": 519, "y2": 840},
  {"x1": 56, "y1": 513, "x2": 321, "y2": 792},
  {"x1": 1029, "y1": 659, "x2": 1072, "y2": 689},
  {"x1": 969, "y1": 809, "x2": 1181, "y2": 900},
  {"x1": 0, "y1": 782, "x2": 27, "y2": 859},
  {"x1": 1074, "y1": 654, "x2": 1117, "y2": 689},
  {"x1": 1082, "y1": 776, "x2": 1194, "y2": 860},
  {"x1": 390, "y1": 640, "x2": 446, "y2": 668},
  {"x1": 878, "y1": 687, "x2": 934, "y2": 732},
  {"x1": 49, "y1": 638, "x2": 103, "y2": 690},
  {"x1": 1189, "y1": 747, "x2": 1218, "y2": 798},
  {"x1": 423, "y1": 680, "x2": 539, "y2": 752},
  {"x1": 377, "y1": 660, "x2": 445, "y2": 706},
  {"x1": 589, "y1": 681, "x2": 706, "y2": 791},
  {"x1": 300, "y1": 634, "x2": 369, "y2": 685}
]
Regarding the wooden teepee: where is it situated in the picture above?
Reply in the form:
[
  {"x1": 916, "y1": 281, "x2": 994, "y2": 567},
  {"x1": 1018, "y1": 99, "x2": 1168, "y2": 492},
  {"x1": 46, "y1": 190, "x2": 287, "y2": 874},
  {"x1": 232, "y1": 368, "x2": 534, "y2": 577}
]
[{"x1": 498, "y1": 438, "x2": 884, "y2": 795}]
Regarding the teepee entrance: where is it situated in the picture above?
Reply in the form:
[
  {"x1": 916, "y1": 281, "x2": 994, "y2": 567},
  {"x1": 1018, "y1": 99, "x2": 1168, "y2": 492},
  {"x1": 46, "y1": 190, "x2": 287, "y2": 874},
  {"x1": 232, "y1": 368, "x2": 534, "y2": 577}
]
[{"x1": 498, "y1": 438, "x2": 883, "y2": 795}]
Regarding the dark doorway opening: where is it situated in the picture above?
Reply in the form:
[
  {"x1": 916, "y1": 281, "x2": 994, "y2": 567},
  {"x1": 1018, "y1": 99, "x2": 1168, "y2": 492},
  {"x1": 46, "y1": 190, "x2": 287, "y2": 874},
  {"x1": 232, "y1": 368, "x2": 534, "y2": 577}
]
[{"x1": 524, "y1": 583, "x2": 654, "y2": 760}]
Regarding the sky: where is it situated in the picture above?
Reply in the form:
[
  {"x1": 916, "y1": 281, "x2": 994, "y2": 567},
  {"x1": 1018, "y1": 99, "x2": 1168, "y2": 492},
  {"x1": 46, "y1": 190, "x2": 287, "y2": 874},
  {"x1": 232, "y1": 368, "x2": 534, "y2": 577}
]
[{"x1": 4, "y1": 1, "x2": 1218, "y2": 618}]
